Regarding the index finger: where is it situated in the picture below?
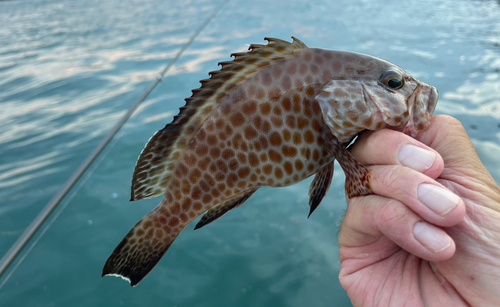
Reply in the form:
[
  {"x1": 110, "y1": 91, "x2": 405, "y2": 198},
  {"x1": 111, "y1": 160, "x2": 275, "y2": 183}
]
[{"x1": 349, "y1": 128, "x2": 444, "y2": 179}]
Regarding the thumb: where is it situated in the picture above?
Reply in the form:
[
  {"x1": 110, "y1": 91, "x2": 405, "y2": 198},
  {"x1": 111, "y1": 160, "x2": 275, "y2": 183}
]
[{"x1": 416, "y1": 115, "x2": 499, "y2": 194}]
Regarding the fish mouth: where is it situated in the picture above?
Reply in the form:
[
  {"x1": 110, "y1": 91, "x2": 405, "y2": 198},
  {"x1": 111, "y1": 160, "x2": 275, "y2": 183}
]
[
  {"x1": 386, "y1": 83, "x2": 438, "y2": 136},
  {"x1": 401, "y1": 84, "x2": 438, "y2": 137}
]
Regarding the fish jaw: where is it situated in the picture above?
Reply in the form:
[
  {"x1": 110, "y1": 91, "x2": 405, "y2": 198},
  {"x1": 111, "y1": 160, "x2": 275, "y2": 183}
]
[{"x1": 402, "y1": 83, "x2": 438, "y2": 137}]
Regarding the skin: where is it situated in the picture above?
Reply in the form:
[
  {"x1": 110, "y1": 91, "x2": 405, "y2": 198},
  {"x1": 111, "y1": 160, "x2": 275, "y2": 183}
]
[{"x1": 338, "y1": 115, "x2": 500, "y2": 306}]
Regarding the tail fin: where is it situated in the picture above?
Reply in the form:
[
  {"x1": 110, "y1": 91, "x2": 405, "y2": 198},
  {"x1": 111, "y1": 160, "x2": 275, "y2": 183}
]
[{"x1": 102, "y1": 205, "x2": 180, "y2": 286}]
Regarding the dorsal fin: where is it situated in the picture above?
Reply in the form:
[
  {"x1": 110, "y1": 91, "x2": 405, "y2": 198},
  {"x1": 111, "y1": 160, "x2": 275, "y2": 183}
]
[{"x1": 131, "y1": 37, "x2": 308, "y2": 201}]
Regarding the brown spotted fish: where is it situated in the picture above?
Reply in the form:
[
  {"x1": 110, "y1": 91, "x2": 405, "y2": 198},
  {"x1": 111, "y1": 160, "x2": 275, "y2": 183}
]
[{"x1": 103, "y1": 37, "x2": 438, "y2": 286}]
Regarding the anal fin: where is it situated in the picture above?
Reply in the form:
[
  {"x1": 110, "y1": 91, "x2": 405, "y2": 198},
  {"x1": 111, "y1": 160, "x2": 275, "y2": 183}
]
[
  {"x1": 194, "y1": 189, "x2": 258, "y2": 230},
  {"x1": 333, "y1": 142, "x2": 372, "y2": 200},
  {"x1": 308, "y1": 161, "x2": 335, "y2": 217}
]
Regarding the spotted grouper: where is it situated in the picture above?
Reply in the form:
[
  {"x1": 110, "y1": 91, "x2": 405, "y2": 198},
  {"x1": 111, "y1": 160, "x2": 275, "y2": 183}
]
[{"x1": 103, "y1": 37, "x2": 438, "y2": 286}]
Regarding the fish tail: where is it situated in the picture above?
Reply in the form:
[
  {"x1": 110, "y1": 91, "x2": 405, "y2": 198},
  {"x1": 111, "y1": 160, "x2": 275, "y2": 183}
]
[{"x1": 102, "y1": 197, "x2": 186, "y2": 286}]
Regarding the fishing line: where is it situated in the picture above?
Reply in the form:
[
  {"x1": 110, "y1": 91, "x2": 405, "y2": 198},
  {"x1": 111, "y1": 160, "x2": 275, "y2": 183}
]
[{"x1": 0, "y1": 0, "x2": 229, "y2": 283}]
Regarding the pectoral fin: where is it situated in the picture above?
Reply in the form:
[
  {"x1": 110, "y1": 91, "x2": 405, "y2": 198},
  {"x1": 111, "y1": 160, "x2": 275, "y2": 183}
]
[
  {"x1": 194, "y1": 189, "x2": 258, "y2": 230},
  {"x1": 333, "y1": 142, "x2": 372, "y2": 200},
  {"x1": 308, "y1": 161, "x2": 335, "y2": 218}
]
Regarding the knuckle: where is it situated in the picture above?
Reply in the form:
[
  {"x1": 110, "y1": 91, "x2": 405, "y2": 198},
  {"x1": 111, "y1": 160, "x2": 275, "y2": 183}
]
[
  {"x1": 377, "y1": 199, "x2": 410, "y2": 226},
  {"x1": 433, "y1": 115, "x2": 465, "y2": 134},
  {"x1": 374, "y1": 165, "x2": 418, "y2": 200},
  {"x1": 377, "y1": 166, "x2": 404, "y2": 191}
]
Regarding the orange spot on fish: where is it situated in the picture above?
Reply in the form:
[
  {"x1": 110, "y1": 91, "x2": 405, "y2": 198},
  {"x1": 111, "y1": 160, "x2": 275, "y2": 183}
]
[
  {"x1": 230, "y1": 112, "x2": 245, "y2": 127},
  {"x1": 260, "y1": 153, "x2": 268, "y2": 162},
  {"x1": 238, "y1": 167, "x2": 251, "y2": 178},
  {"x1": 245, "y1": 126, "x2": 258, "y2": 140},
  {"x1": 295, "y1": 160, "x2": 304, "y2": 171},
  {"x1": 313, "y1": 149, "x2": 320, "y2": 161},
  {"x1": 182, "y1": 199, "x2": 192, "y2": 211},
  {"x1": 283, "y1": 129, "x2": 291, "y2": 141},
  {"x1": 209, "y1": 147, "x2": 221, "y2": 159},
  {"x1": 212, "y1": 188, "x2": 220, "y2": 198},
  {"x1": 260, "y1": 102, "x2": 271, "y2": 115},
  {"x1": 242, "y1": 101, "x2": 257, "y2": 115},
  {"x1": 269, "y1": 132, "x2": 282, "y2": 146},
  {"x1": 297, "y1": 117, "x2": 309, "y2": 129},
  {"x1": 304, "y1": 131, "x2": 314, "y2": 144},
  {"x1": 155, "y1": 229, "x2": 164, "y2": 239},
  {"x1": 202, "y1": 194, "x2": 212, "y2": 203},
  {"x1": 286, "y1": 115, "x2": 296, "y2": 128},
  {"x1": 275, "y1": 168, "x2": 284, "y2": 179},
  {"x1": 193, "y1": 202, "x2": 203, "y2": 211},
  {"x1": 282, "y1": 145, "x2": 298, "y2": 157},
  {"x1": 342, "y1": 121, "x2": 353, "y2": 128},
  {"x1": 282, "y1": 97, "x2": 292, "y2": 111},
  {"x1": 227, "y1": 173, "x2": 238, "y2": 188},
  {"x1": 271, "y1": 116, "x2": 283, "y2": 127},
  {"x1": 248, "y1": 152, "x2": 259, "y2": 167},
  {"x1": 195, "y1": 144, "x2": 209, "y2": 156},
  {"x1": 192, "y1": 187, "x2": 202, "y2": 199},
  {"x1": 268, "y1": 150, "x2": 283, "y2": 163},
  {"x1": 363, "y1": 117, "x2": 374, "y2": 127},
  {"x1": 306, "y1": 87, "x2": 315, "y2": 97},
  {"x1": 293, "y1": 132, "x2": 302, "y2": 145},
  {"x1": 284, "y1": 162, "x2": 293, "y2": 175},
  {"x1": 168, "y1": 217, "x2": 180, "y2": 227}
]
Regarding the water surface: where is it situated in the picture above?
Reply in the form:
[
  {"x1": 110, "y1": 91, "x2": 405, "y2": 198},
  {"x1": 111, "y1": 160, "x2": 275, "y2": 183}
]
[{"x1": 1, "y1": 0, "x2": 499, "y2": 306}]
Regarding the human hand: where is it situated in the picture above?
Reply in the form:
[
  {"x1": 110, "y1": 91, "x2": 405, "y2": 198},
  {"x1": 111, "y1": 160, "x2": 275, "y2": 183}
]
[{"x1": 338, "y1": 115, "x2": 500, "y2": 307}]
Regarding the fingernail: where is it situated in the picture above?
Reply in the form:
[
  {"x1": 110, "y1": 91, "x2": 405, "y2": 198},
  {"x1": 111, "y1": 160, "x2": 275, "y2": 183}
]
[
  {"x1": 413, "y1": 221, "x2": 451, "y2": 253},
  {"x1": 418, "y1": 184, "x2": 460, "y2": 216},
  {"x1": 398, "y1": 144, "x2": 436, "y2": 172}
]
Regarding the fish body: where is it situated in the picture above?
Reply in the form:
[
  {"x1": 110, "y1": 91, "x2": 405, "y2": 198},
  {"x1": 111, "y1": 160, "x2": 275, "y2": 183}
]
[{"x1": 103, "y1": 37, "x2": 438, "y2": 286}]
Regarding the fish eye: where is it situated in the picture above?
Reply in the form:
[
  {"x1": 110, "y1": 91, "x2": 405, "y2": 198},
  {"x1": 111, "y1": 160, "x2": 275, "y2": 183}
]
[{"x1": 380, "y1": 70, "x2": 404, "y2": 90}]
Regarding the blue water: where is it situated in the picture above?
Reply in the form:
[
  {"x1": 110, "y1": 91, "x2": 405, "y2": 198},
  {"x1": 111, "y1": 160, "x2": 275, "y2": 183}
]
[{"x1": 1, "y1": 0, "x2": 500, "y2": 306}]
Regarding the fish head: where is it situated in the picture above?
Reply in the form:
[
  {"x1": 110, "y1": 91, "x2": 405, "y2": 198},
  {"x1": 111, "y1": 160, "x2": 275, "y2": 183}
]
[{"x1": 315, "y1": 51, "x2": 438, "y2": 143}]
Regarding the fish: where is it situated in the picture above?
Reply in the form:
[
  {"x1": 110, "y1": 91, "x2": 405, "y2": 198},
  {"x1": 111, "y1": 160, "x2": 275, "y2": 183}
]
[{"x1": 102, "y1": 37, "x2": 438, "y2": 286}]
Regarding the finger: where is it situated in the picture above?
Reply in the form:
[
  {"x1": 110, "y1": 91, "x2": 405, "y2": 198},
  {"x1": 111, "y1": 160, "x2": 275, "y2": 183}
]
[
  {"x1": 368, "y1": 165, "x2": 465, "y2": 227},
  {"x1": 339, "y1": 195, "x2": 456, "y2": 262},
  {"x1": 350, "y1": 129, "x2": 444, "y2": 179}
]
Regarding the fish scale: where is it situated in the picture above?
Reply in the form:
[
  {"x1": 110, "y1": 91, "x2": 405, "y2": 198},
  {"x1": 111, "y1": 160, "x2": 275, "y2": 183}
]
[{"x1": 103, "y1": 37, "x2": 438, "y2": 286}]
